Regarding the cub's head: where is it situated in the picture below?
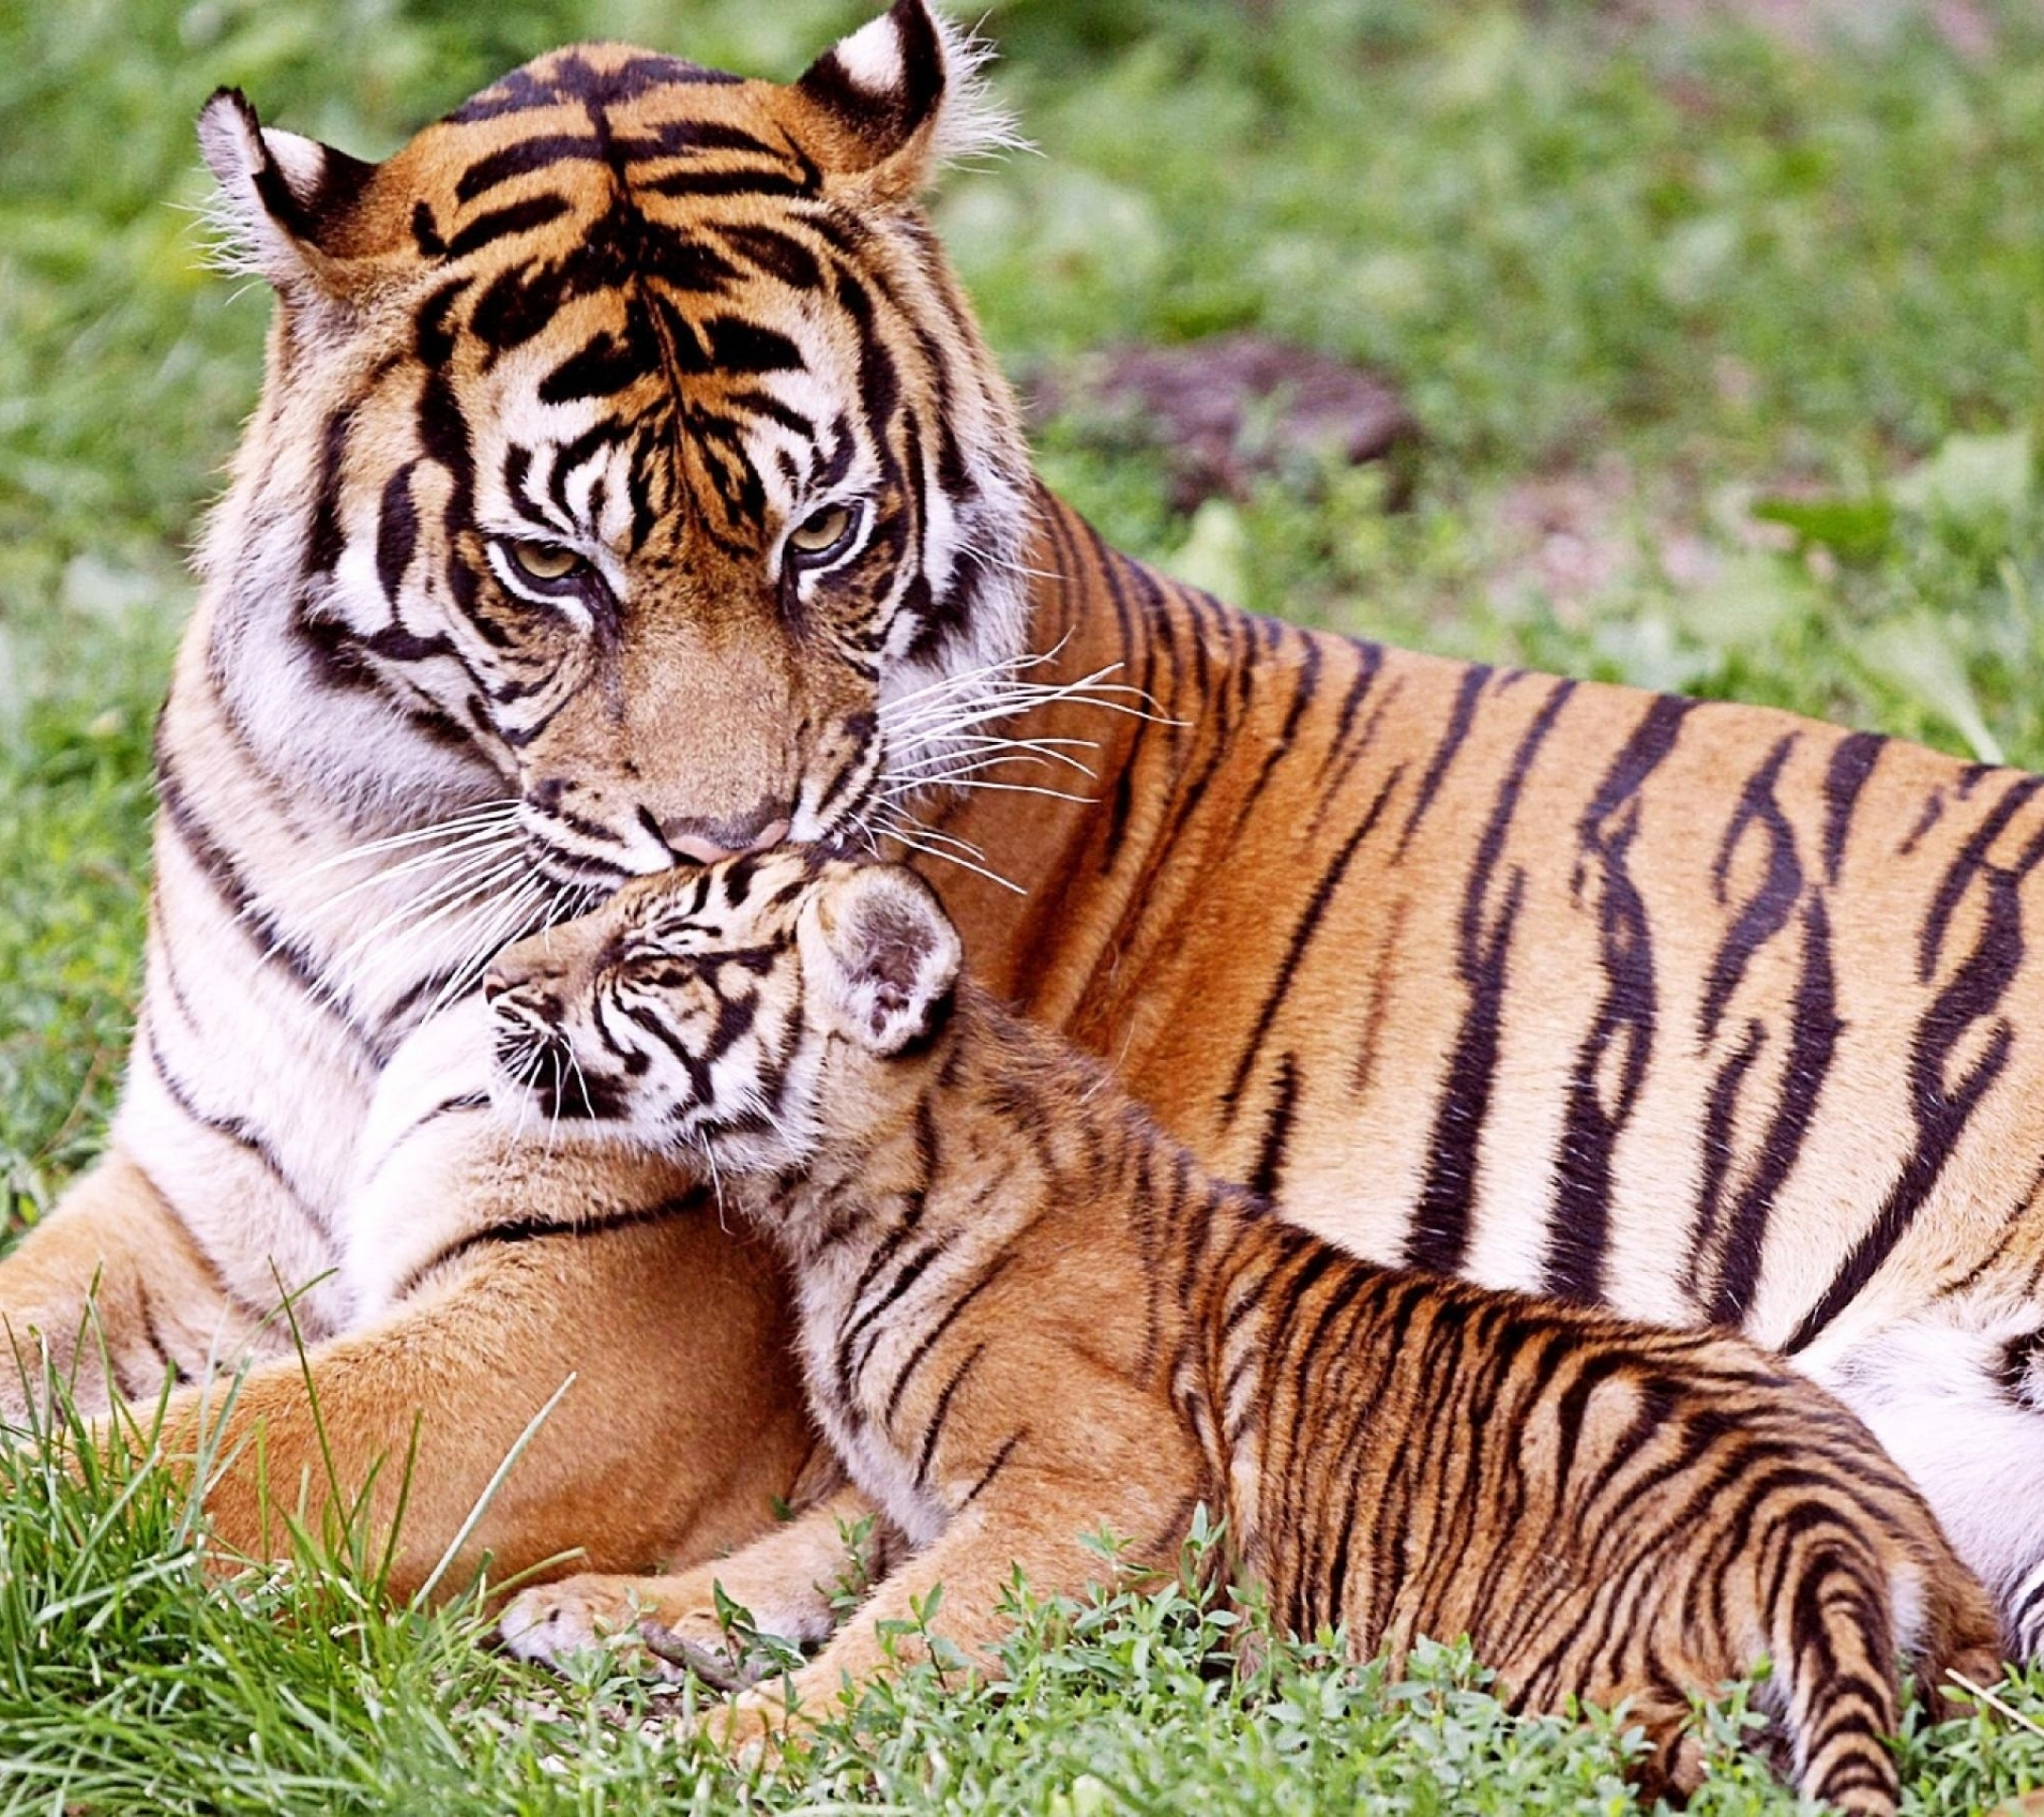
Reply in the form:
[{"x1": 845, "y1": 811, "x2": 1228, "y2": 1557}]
[
  {"x1": 485, "y1": 850, "x2": 960, "y2": 1171},
  {"x1": 200, "y1": 2, "x2": 1031, "y2": 876}
]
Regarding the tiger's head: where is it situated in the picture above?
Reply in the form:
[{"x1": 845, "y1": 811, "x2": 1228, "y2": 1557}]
[
  {"x1": 198, "y1": 2, "x2": 1031, "y2": 881},
  {"x1": 485, "y1": 849, "x2": 960, "y2": 1173}
]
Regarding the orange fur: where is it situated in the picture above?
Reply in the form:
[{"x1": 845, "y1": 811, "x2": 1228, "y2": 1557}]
[{"x1": 489, "y1": 855, "x2": 1999, "y2": 1813}]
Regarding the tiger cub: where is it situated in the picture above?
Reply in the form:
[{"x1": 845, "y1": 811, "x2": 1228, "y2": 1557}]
[{"x1": 487, "y1": 850, "x2": 2000, "y2": 1811}]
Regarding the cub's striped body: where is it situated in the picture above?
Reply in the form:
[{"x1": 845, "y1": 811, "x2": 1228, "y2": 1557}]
[
  {"x1": 3, "y1": 0, "x2": 2042, "y2": 1641},
  {"x1": 489, "y1": 854, "x2": 1999, "y2": 1812}
]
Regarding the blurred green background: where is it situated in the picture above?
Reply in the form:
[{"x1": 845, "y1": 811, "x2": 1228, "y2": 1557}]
[{"x1": 6, "y1": 0, "x2": 2044, "y2": 1230}]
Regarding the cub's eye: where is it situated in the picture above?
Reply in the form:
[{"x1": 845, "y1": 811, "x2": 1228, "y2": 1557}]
[
  {"x1": 505, "y1": 539, "x2": 586, "y2": 584},
  {"x1": 785, "y1": 501, "x2": 863, "y2": 570}
]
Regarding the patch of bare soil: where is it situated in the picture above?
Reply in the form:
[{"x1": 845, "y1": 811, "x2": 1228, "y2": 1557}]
[
  {"x1": 1481, "y1": 457, "x2": 1806, "y2": 628},
  {"x1": 1029, "y1": 332, "x2": 1418, "y2": 511}
]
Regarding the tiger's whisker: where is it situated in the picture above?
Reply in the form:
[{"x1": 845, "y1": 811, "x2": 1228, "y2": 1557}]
[
  {"x1": 274, "y1": 802, "x2": 522, "y2": 882},
  {"x1": 887, "y1": 750, "x2": 1090, "y2": 788},
  {"x1": 414, "y1": 874, "x2": 554, "y2": 1025},
  {"x1": 331, "y1": 855, "x2": 533, "y2": 984},
  {"x1": 891, "y1": 777, "x2": 1097, "y2": 807},
  {"x1": 872, "y1": 819, "x2": 1024, "y2": 895},
  {"x1": 306, "y1": 827, "x2": 527, "y2": 916},
  {"x1": 886, "y1": 737, "x2": 1099, "y2": 781},
  {"x1": 870, "y1": 809, "x2": 992, "y2": 869}
]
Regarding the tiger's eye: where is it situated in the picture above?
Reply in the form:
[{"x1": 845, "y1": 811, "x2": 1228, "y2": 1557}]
[
  {"x1": 507, "y1": 539, "x2": 584, "y2": 583},
  {"x1": 786, "y1": 503, "x2": 857, "y2": 562}
]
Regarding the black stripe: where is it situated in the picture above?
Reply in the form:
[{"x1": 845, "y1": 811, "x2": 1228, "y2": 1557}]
[
  {"x1": 153, "y1": 736, "x2": 335, "y2": 1011},
  {"x1": 142, "y1": 1301, "x2": 195, "y2": 1389},
  {"x1": 1248, "y1": 1054, "x2": 1300, "y2": 1202},
  {"x1": 391, "y1": 1193, "x2": 700, "y2": 1303},
  {"x1": 410, "y1": 201, "x2": 446, "y2": 257},
  {"x1": 1790, "y1": 784, "x2": 2044, "y2": 1350},
  {"x1": 456, "y1": 136, "x2": 605, "y2": 205},
  {"x1": 642, "y1": 166, "x2": 814, "y2": 201},
  {"x1": 142, "y1": 1019, "x2": 324, "y2": 1234},
  {"x1": 1539, "y1": 694, "x2": 1691, "y2": 1301},
  {"x1": 374, "y1": 462, "x2": 420, "y2": 607},
  {"x1": 612, "y1": 117, "x2": 784, "y2": 161},
  {"x1": 446, "y1": 192, "x2": 573, "y2": 259},
  {"x1": 1821, "y1": 729, "x2": 1884, "y2": 885},
  {"x1": 1167, "y1": 597, "x2": 1262, "y2": 840},
  {"x1": 1222, "y1": 766, "x2": 1401, "y2": 1123},
  {"x1": 1706, "y1": 896, "x2": 1840, "y2": 1324},
  {"x1": 1308, "y1": 639, "x2": 1388, "y2": 827},
  {"x1": 1700, "y1": 734, "x2": 1804, "y2": 1045},
  {"x1": 122, "y1": 1155, "x2": 260, "y2": 1320},
  {"x1": 1080, "y1": 523, "x2": 1148, "y2": 866},
  {"x1": 881, "y1": 1253, "x2": 1015, "y2": 1431},
  {"x1": 844, "y1": 1238, "x2": 948, "y2": 1388},
  {"x1": 305, "y1": 402, "x2": 357, "y2": 575},
  {"x1": 914, "y1": 1342, "x2": 985, "y2": 1484},
  {"x1": 717, "y1": 223, "x2": 825, "y2": 292},
  {"x1": 356, "y1": 1090, "x2": 495, "y2": 1192},
  {"x1": 447, "y1": 56, "x2": 740, "y2": 128},
  {"x1": 1920, "y1": 772, "x2": 2044, "y2": 980},
  {"x1": 1394, "y1": 663, "x2": 1491, "y2": 856},
  {"x1": 956, "y1": 1428, "x2": 1026, "y2": 1509},
  {"x1": 1407, "y1": 680, "x2": 1574, "y2": 1275},
  {"x1": 831, "y1": 1209, "x2": 927, "y2": 1397},
  {"x1": 538, "y1": 317, "x2": 663, "y2": 403}
]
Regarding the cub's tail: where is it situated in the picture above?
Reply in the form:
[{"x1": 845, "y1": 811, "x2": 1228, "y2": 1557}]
[{"x1": 1766, "y1": 1525, "x2": 2000, "y2": 1817}]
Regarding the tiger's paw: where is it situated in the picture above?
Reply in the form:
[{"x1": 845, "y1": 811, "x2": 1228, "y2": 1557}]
[
  {"x1": 689, "y1": 1685, "x2": 817, "y2": 1762},
  {"x1": 498, "y1": 1574, "x2": 691, "y2": 1682}
]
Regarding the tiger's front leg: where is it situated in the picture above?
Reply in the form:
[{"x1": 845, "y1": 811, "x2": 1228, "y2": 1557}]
[
  {"x1": 497, "y1": 1485, "x2": 889, "y2": 1679},
  {"x1": 699, "y1": 1469, "x2": 1175, "y2": 1755},
  {"x1": 118, "y1": 1212, "x2": 815, "y2": 1601},
  {"x1": 0, "y1": 1149, "x2": 291, "y2": 1423}
]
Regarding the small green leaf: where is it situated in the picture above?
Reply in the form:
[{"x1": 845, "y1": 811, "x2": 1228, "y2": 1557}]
[{"x1": 1751, "y1": 494, "x2": 1895, "y2": 563}]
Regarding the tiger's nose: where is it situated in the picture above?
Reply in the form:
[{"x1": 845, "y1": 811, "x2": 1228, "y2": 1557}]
[
  {"x1": 485, "y1": 932, "x2": 550, "y2": 999},
  {"x1": 649, "y1": 803, "x2": 792, "y2": 865}
]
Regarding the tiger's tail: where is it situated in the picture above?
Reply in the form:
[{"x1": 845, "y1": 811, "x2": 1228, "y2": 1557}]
[
  {"x1": 1759, "y1": 1514, "x2": 2000, "y2": 1816},
  {"x1": 1761, "y1": 1525, "x2": 1907, "y2": 1817}
]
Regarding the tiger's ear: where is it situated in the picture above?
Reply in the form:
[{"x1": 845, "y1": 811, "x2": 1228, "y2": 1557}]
[
  {"x1": 792, "y1": 0, "x2": 1016, "y2": 201},
  {"x1": 801, "y1": 865, "x2": 962, "y2": 1055},
  {"x1": 197, "y1": 88, "x2": 378, "y2": 292}
]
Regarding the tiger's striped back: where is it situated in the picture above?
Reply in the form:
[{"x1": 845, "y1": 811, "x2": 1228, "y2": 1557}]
[
  {"x1": 1204, "y1": 1225, "x2": 1998, "y2": 1808},
  {"x1": 487, "y1": 852, "x2": 2000, "y2": 1810}
]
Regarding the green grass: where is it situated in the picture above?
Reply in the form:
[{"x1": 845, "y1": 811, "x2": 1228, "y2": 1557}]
[
  {"x1": 8, "y1": 0, "x2": 2044, "y2": 1807},
  {"x1": 8, "y1": 1387, "x2": 2044, "y2": 1816}
]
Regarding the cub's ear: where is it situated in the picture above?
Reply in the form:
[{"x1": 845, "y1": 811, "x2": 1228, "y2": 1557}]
[
  {"x1": 791, "y1": 0, "x2": 1017, "y2": 201},
  {"x1": 197, "y1": 87, "x2": 378, "y2": 292},
  {"x1": 800, "y1": 865, "x2": 962, "y2": 1055}
]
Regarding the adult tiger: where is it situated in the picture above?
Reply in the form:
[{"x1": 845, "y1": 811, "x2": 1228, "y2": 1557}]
[{"x1": 5, "y1": 0, "x2": 2040, "y2": 1650}]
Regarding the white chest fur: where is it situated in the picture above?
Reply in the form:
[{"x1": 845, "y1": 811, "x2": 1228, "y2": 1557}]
[{"x1": 337, "y1": 997, "x2": 511, "y2": 1318}]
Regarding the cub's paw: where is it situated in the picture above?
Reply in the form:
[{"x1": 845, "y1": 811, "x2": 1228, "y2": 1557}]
[
  {"x1": 690, "y1": 1685, "x2": 816, "y2": 1762},
  {"x1": 497, "y1": 1575, "x2": 687, "y2": 1682}
]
